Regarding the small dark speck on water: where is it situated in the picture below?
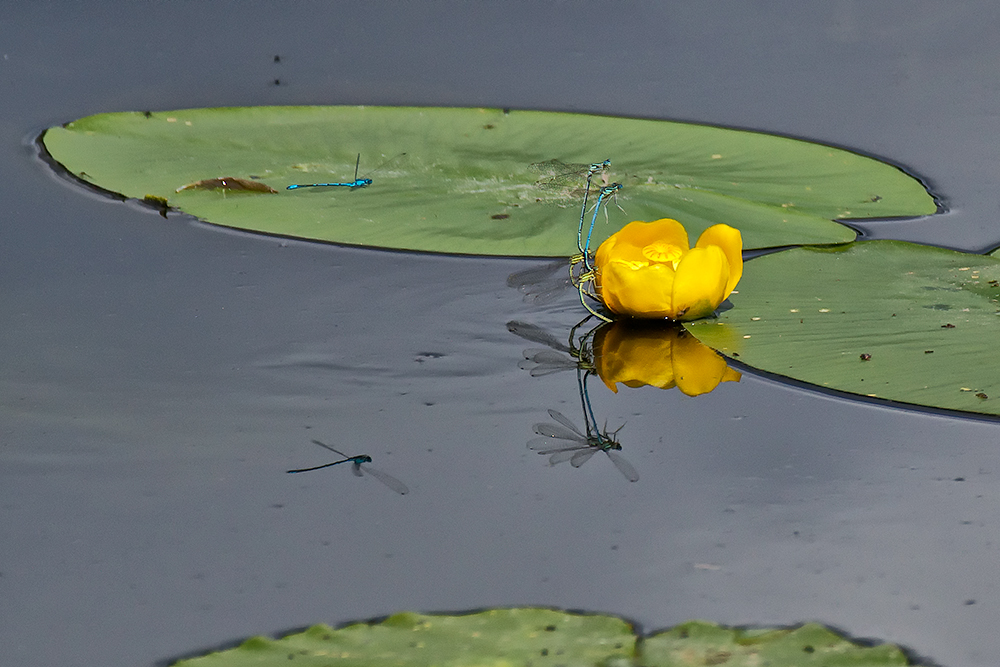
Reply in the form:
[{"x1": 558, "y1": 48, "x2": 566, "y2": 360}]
[
  {"x1": 274, "y1": 55, "x2": 281, "y2": 63},
  {"x1": 860, "y1": 353, "x2": 872, "y2": 361},
  {"x1": 977, "y1": 393, "x2": 989, "y2": 399},
  {"x1": 544, "y1": 625, "x2": 557, "y2": 632},
  {"x1": 965, "y1": 599, "x2": 977, "y2": 605},
  {"x1": 925, "y1": 350, "x2": 934, "y2": 354},
  {"x1": 954, "y1": 477, "x2": 966, "y2": 482},
  {"x1": 491, "y1": 214, "x2": 510, "y2": 220},
  {"x1": 942, "y1": 323, "x2": 956, "y2": 328},
  {"x1": 272, "y1": 78, "x2": 281, "y2": 86}
]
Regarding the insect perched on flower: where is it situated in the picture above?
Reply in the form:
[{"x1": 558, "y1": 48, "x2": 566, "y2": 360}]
[{"x1": 593, "y1": 219, "x2": 742, "y2": 321}]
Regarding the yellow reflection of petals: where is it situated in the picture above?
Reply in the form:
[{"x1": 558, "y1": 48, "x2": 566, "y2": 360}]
[
  {"x1": 595, "y1": 322, "x2": 677, "y2": 393},
  {"x1": 593, "y1": 321, "x2": 740, "y2": 396},
  {"x1": 671, "y1": 331, "x2": 742, "y2": 396}
]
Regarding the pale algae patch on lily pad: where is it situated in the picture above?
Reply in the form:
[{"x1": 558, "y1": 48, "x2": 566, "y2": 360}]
[
  {"x1": 41, "y1": 106, "x2": 936, "y2": 255},
  {"x1": 171, "y1": 608, "x2": 637, "y2": 667},
  {"x1": 686, "y1": 240, "x2": 1000, "y2": 416},
  {"x1": 168, "y1": 608, "x2": 908, "y2": 667},
  {"x1": 643, "y1": 620, "x2": 909, "y2": 666}
]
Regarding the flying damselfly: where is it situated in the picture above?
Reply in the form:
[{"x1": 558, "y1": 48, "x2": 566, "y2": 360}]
[{"x1": 287, "y1": 439, "x2": 409, "y2": 495}]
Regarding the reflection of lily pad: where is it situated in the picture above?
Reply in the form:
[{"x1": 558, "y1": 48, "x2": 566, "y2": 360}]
[
  {"x1": 42, "y1": 106, "x2": 936, "y2": 255},
  {"x1": 685, "y1": 240, "x2": 1000, "y2": 416},
  {"x1": 170, "y1": 609, "x2": 907, "y2": 666}
]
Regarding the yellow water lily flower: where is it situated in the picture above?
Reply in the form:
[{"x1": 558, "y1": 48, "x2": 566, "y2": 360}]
[
  {"x1": 595, "y1": 219, "x2": 742, "y2": 321},
  {"x1": 593, "y1": 320, "x2": 741, "y2": 396}
]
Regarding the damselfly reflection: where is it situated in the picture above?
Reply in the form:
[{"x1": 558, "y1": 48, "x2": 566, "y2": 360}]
[
  {"x1": 525, "y1": 336, "x2": 639, "y2": 482},
  {"x1": 287, "y1": 440, "x2": 409, "y2": 495},
  {"x1": 505, "y1": 259, "x2": 573, "y2": 305},
  {"x1": 508, "y1": 317, "x2": 596, "y2": 377},
  {"x1": 529, "y1": 409, "x2": 638, "y2": 482},
  {"x1": 287, "y1": 153, "x2": 406, "y2": 191}
]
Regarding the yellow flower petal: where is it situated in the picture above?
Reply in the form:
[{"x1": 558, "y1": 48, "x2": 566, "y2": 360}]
[
  {"x1": 598, "y1": 219, "x2": 688, "y2": 261},
  {"x1": 695, "y1": 224, "x2": 743, "y2": 299},
  {"x1": 599, "y1": 259, "x2": 677, "y2": 317},
  {"x1": 670, "y1": 245, "x2": 730, "y2": 321},
  {"x1": 594, "y1": 218, "x2": 743, "y2": 321}
]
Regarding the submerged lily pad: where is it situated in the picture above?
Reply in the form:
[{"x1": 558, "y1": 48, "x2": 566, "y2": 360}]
[
  {"x1": 169, "y1": 609, "x2": 908, "y2": 667},
  {"x1": 685, "y1": 240, "x2": 1000, "y2": 416},
  {"x1": 42, "y1": 106, "x2": 936, "y2": 255}
]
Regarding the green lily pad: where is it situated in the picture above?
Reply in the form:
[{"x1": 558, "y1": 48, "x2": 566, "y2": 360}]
[
  {"x1": 41, "y1": 106, "x2": 936, "y2": 255},
  {"x1": 172, "y1": 608, "x2": 636, "y2": 666},
  {"x1": 685, "y1": 240, "x2": 1000, "y2": 416},
  {"x1": 168, "y1": 609, "x2": 908, "y2": 666},
  {"x1": 644, "y1": 620, "x2": 908, "y2": 666}
]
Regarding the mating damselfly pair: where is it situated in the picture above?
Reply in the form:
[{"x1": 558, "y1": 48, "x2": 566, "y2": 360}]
[{"x1": 525, "y1": 158, "x2": 625, "y2": 321}]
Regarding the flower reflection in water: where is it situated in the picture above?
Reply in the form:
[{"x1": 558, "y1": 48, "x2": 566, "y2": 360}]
[
  {"x1": 509, "y1": 316, "x2": 741, "y2": 398},
  {"x1": 593, "y1": 319, "x2": 741, "y2": 396},
  {"x1": 511, "y1": 315, "x2": 741, "y2": 482}
]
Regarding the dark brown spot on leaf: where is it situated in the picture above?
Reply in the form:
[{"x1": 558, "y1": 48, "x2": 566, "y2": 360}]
[{"x1": 176, "y1": 177, "x2": 278, "y2": 193}]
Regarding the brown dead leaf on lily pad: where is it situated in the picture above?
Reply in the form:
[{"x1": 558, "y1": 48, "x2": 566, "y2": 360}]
[{"x1": 176, "y1": 177, "x2": 277, "y2": 193}]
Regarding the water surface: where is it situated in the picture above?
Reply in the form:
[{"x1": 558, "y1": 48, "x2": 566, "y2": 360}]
[{"x1": 3, "y1": 3, "x2": 1000, "y2": 666}]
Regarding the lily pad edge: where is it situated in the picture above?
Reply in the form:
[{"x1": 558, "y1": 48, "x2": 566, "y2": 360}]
[{"x1": 165, "y1": 606, "x2": 925, "y2": 666}]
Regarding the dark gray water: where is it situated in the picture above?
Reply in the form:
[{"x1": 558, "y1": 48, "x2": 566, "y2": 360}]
[{"x1": 4, "y1": 3, "x2": 1000, "y2": 666}]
